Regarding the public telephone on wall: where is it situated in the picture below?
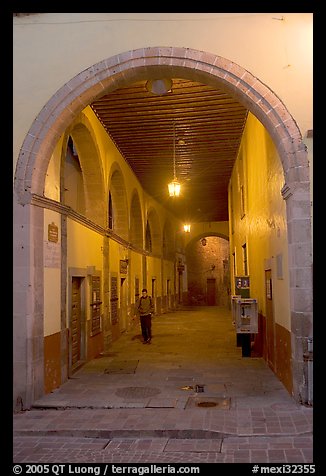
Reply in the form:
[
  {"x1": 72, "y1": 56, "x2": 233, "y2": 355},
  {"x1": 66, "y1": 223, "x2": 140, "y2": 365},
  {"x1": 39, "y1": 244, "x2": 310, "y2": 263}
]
[
  {"x1": 233, "y1": 276, "x2": 257, "y2": 332},
  {"x1": 232, "y1": 276, "x2": 258, "y2": 356},
  {"x1": 234, "y1": 297, "x2": 258, "y2": 334}
]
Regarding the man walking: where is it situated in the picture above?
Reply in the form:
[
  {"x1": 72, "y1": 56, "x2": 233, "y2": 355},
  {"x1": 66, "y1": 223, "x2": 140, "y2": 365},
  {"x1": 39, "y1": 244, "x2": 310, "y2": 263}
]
[{"x1": 137, "y1": 289, "x2": 154, "y2": 344}]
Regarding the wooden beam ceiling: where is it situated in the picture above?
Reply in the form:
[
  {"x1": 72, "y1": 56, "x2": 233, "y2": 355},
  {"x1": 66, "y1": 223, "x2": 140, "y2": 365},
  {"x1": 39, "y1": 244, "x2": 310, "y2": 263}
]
[{"x1": 90, "y1": 78, "x2": 248, "y2": 223}]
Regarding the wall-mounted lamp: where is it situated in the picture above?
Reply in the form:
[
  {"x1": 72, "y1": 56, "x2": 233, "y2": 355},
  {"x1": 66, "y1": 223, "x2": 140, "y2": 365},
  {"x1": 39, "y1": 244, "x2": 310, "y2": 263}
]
[{"x1": 183, "y1": 224, "x2": 191, "y2": 233}]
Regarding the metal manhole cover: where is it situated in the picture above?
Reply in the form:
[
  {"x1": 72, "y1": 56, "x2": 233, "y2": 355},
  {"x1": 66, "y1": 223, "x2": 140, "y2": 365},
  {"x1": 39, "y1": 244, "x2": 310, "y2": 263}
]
[
  {"x1": 115, "y1": 386, "x2": 161, "y2": 398},
  {"x1": 186, "y1": 396, "x2": 231, "y2": 409},
  {"x1": 197, "y1": 401, "x2": 217, "y2": 408}
]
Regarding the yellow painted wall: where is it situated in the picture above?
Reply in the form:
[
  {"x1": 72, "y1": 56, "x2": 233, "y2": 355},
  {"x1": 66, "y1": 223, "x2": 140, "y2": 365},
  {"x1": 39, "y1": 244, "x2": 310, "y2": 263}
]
[
  {"x1": 109, "y1": 240, "x2": 124, "y2": 277},
  {"x1": 68, "y1": 106, "x2": 180, "y2": 240},
  {"x1": 44, "y1": 209, "x2": 61, "y2": 336},
  {"x1": 44, "y1": 107, "x2": 232, "y2": 335},
  {"x1": 67, "y1": 219, "x2": 103, "y2": 270},
  {"x1": 146, "y1": 256, "x2": 163, "y2": 297},
  {"x1": 44, "y1": 139, "x2": 62, "y2": 201},
  {"x1": 229, "y1": 112, "x2": 290, "y2": 329},
  {"x1": 129, "y1": 251, "x2": 143, "y2": 301},
  {"x1": 163, "y1": 260, "x2": 175, "y2": 284},
  {"x1": 42, "y1": 103, "x2": 183, "y2": 339},
  {"x1": 65, "y1": 219, "x2": 104, "y2": 333},
  {"x1": 83, "y1": 107, "x2": 145, "y2": 207}
]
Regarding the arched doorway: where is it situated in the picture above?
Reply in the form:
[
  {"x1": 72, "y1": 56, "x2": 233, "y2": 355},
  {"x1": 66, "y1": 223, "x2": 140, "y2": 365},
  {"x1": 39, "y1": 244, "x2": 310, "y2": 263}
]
[
  {"x1": 186, "y1": 234, "x2": 230, "y2": 307},
  {"x1": 13, "y1": 47, "x2": 312, "y2": 407}
]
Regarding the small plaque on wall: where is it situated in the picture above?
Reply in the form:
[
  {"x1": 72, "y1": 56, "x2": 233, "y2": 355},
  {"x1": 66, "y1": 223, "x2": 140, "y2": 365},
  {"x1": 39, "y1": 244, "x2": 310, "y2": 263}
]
[
  {"x1": 48, "y1": 222, "x2": 58, "y2": 243},
  {"x1": 120, "y1": 260, "x2": 128, "y2": 274}
]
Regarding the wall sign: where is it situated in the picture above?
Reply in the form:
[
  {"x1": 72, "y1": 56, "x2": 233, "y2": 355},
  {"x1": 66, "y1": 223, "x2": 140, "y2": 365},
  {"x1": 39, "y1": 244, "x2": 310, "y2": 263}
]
[
  {"x1": 235, "y1": 276, "x2": 250, "y2": 298},
  {"x1": 48, "y1": 222, "x2": 58, "y2": 243},
  {"x1": 120, "y1": 260, "x2": 128, "y2": 274}
]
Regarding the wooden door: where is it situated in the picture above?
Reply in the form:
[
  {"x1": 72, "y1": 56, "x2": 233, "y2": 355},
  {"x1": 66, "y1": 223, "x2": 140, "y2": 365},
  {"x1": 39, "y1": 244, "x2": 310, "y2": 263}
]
[
  {"x1": 265, "y1": 269, "x2": 275, "y2": 370},
  {"x1": 91, "y1": 276, "x2": 101, "y2": 335},
  {"x1": 167, "y1": 279, "x2": 171, "y2": 309},
  {"x1": 151, "y1": 278, "x2": 156, "y2": 312},
  {"x1": 207, "y1": 278, "x2": 216, "y2": 305},
  {"x1": 120, "y1": 277, "x2": 127, "y2": 332},
  {"x1": 178, "y1": 271, "x2": 183, "y2": 304},
  {"x1": 71, "y1": 277, "x2": 82, "y2": 367},
  {"x1": 110, "y1": 275, "x2": 120, "y2": 340}
]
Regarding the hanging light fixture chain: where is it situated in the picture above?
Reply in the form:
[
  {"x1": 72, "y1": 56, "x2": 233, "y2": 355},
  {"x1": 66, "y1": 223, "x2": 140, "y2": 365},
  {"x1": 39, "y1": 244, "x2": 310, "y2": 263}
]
[
  {"x1": 168, "y1": 120, "x2": 181, "y2": 197},
  {"x1": 173, "y1": 121, "x2": 176, "y2": 180}
]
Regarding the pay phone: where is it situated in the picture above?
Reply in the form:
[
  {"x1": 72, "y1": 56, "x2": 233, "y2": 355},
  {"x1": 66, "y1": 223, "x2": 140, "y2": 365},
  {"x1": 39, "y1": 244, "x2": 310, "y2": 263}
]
[
  {"x1": 234, "y1": 298, "x2": 258, "y2": 334},
  {"x1": 233, "y1": 297, "x2": 258, "y2": 356}
]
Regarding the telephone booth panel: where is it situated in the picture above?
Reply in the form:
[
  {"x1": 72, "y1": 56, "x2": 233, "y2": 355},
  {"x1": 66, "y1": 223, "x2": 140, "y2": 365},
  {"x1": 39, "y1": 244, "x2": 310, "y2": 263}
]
[
  {"x1": 231, "y1": 295, "x2": 241, "y2": 322},
  {"x1": 235, "y1": 298, "x2": 258, "y2": 334}
]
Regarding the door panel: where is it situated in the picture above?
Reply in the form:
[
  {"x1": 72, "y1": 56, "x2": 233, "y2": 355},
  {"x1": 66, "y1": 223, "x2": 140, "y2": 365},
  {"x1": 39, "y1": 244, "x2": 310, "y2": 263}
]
[
  {"x1": 111, "y1": 275, "x2": 120, "y2": 340},
  {"x1": 91, "y1": 275, "x2": 101, "y2": 335},
  {"x1": 71, "y1": 277, "x2": 82, "y2": 367},
  {"x1": 265, "y1": 269, "x2": 275, "y2": 370},
  {"x1": 120, "y1": 277, "x2": 126, "y2": 332},
  {"x1": 207, "y1": 278, "x2": 216, "y2": 305}
]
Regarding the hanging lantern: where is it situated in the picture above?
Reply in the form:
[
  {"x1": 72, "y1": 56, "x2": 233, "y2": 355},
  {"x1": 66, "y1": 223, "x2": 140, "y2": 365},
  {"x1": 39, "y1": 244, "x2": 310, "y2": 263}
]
[
  {"x1": 168, "y1": 122, "x2": 181, "y2": 197},
  {"x1": 168, "y1": 180, "x2": 181, "y2": 197}
]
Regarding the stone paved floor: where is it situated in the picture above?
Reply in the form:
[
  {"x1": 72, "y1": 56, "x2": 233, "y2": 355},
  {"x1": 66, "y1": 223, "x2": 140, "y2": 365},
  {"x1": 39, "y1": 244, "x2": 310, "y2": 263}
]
[{"x1": 13, "y1": 306, "x2": 314, "y2": 467}]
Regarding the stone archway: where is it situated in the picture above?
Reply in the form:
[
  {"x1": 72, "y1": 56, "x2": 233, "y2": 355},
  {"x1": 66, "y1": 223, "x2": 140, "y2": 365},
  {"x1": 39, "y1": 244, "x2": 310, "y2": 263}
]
[
  {"x1": 109, "y1": 166, "x2": 129, "y2": 241},
  {"x1": 186, "y1": 234, "x2": 230, "y2": 307},
  {"x1": 130, "y1": 190, "x2": 143, "y2": 249},
  {"x1": 13, "y1": 47, "x2": 312, "y2": 406},
  {"x1": 146, "y1": 207, "x2": 162, "y2": 256}
]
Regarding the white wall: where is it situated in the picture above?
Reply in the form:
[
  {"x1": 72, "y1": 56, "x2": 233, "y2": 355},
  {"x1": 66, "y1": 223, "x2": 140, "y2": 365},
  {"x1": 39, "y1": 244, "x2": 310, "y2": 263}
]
[{"x1": 13, "y1": 13, "x2": 313, "y2": 173}]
